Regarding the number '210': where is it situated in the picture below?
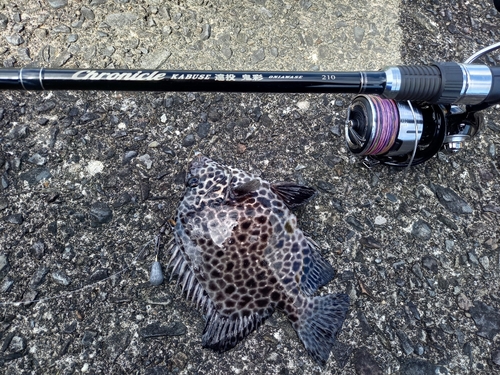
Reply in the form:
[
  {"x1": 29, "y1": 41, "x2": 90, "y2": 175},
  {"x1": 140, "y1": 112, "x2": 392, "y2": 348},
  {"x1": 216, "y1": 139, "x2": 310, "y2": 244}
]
[{"x1": 322, "y1": 74, "x2": 336, "y2": 80}]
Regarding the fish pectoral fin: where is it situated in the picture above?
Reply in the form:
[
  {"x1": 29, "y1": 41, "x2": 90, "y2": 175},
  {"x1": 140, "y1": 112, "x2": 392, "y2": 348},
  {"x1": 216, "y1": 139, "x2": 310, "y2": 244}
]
[
  {"x1": 232, "y1": 179, "x2": 261, "y2": 197},
  {"x1": 202, "y1": 308, "x2": 273, "y2": 352},
  {"x1": 300, "y1": 239, "x2": 336, "y2": 296},
  {"x1": 270, "y1": 182, "x2": 317, "y2": 210},
  {"x1": 293, "y1": 293, "x2": 349, "y2": 366}
]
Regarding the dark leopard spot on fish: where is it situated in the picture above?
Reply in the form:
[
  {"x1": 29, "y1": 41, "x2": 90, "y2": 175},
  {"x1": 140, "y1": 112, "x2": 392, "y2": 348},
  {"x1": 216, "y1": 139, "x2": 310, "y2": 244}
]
[
  {"x1": 240, "y1": 221, "x2": 252, "y2": 230},
  {"x1": 256, "y1": 215, "x2": 267, "y2": 224},
  {"x1": 225, "y1": 285, "x2": 236, "y2": 294},
  {"x1": 257, "y1": 197, "x2": 272, "y2": 207}
]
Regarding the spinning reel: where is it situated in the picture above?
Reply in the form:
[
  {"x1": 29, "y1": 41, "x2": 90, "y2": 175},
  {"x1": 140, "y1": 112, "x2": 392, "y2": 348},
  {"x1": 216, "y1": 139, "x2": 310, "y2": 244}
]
[
  {"x1": 345, "y1": 42, "x2": 500, "y2": 166},
  {"x1": 345, "y1": 94, "x2": 481, "y2": 166}
]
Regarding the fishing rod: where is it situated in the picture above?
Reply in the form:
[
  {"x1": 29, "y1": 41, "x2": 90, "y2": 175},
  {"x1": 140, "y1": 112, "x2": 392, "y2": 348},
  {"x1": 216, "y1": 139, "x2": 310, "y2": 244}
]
[{"x1": 1, "y1": 42, "x2": 499, "y2": 167}]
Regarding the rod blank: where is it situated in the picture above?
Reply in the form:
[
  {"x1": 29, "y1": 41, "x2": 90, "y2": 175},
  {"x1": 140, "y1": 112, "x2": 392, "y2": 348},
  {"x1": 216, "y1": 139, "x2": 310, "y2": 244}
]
[{"x1": 0, "y1": 67, "x2": 386, "y2": 95}]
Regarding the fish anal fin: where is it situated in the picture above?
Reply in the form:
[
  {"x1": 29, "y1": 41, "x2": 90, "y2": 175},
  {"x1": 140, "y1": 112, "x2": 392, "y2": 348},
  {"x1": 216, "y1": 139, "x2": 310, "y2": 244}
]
[
  {"x1": 271, "y1": 182, "x2": 317, "y2": 210},
  {"x1": 294, "y1": 293, "x2": 349, "y2": 366},
  {"x1": 300, "y1": 239, "x2": 336, "y2": 296},
  {"x1": 202, "y1": 308, "x2": 273, "y2": 352},
  {"x1": 167, "y1": 243, "x2": 211, "y2": 311}
]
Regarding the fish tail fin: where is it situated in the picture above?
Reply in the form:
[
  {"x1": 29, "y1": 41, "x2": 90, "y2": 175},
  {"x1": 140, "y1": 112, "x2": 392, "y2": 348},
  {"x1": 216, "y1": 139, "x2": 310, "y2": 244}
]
[{"x1": 294, "y1": 293, "x2": 349, "y2": 366}]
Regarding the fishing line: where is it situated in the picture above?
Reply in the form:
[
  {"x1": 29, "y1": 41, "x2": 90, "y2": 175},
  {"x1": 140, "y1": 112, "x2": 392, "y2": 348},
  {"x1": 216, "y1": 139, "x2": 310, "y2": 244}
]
[{"x1": 349, "y1": 95, "x2": 399, "y2": 156}]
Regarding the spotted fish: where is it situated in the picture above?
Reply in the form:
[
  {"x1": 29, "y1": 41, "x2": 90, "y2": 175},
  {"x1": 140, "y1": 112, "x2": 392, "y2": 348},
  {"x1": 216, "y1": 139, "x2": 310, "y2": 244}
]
[{"x1": 167, "y1": 154, "x2": 349, "y2": 365}]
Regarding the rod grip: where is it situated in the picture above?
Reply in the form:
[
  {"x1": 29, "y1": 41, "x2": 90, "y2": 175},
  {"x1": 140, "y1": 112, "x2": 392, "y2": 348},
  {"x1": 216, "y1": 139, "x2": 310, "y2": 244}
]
[
  {"x1": 393, "y1": 65, "x2": 443, "y2": 102},
  {"x1": 485, "y1": 66, "x2": 500, "y2": 105},
  {"x1": 430, "y1": 63, "x2": 464, "y2": 104},
  {"x1": 391, "y1": 63, "x2": 463, "y2": 104}
]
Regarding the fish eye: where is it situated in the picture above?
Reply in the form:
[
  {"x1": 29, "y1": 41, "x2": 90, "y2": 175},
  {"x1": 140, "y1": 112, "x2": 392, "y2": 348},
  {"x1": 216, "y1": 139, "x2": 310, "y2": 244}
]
[{"x1": 187, "y1": 177, "x2": 199, "y2": 188}]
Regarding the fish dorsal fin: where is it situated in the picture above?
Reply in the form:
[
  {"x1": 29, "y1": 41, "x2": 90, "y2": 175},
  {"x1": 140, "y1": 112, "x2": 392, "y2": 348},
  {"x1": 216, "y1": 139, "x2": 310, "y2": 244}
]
[
  {"x1": 202, "y1": 307, "x2": 274, "y2": 352},
  {"x1": 299, "y1": 238, "x2": 336, "y2": 296},
  {"x1": 271, "y1": 182, "x2": 317, "y2": 210},
  {"x1": 233, "y1": 179, "x2": 261, "y2": 197}
]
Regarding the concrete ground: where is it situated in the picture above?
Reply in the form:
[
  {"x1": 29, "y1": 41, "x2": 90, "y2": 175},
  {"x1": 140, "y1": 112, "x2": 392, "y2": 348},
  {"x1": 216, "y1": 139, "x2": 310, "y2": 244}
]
[{"x1": 0, "y1": 0, "x2": 500, "y2": 374}]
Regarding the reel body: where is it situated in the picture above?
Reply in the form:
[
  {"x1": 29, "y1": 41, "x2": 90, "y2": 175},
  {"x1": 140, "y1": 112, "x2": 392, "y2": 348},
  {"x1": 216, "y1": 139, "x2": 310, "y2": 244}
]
[{"x1": 345, "y1": 95, "x2": 481, "y2": 166}]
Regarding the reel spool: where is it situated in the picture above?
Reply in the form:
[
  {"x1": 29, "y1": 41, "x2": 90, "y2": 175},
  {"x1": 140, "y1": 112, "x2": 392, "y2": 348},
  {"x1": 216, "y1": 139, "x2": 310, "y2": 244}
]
[{"x1": 345, "y1": 95, "x2": 480, "y2": 166}]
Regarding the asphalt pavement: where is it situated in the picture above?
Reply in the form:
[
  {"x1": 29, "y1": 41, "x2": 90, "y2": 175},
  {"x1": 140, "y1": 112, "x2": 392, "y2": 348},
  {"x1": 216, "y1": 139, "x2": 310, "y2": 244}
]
[{"x1": 0, "y1": 1, "x2": 500, "y2": 374}]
